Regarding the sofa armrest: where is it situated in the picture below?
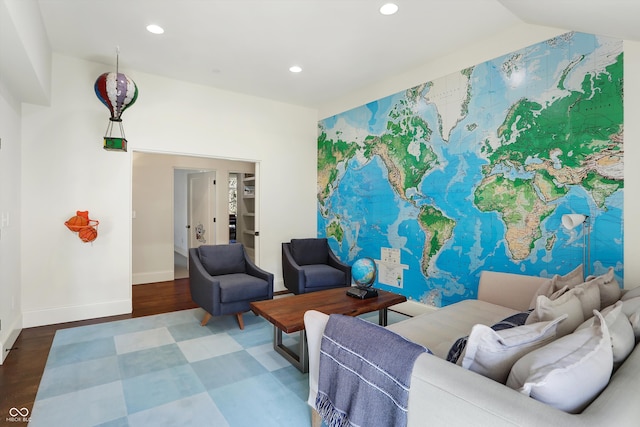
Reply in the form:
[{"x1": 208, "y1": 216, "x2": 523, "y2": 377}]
[
  {"x1": 407, "y1": 353, "x2": 583, "y2": 427},
  {"x1": 188, "y1": 248, "x2": 222, "y2": 315},
  {"x1": 244, "y1": 251, "x2": 275, "y2": 298},
  {"x1": 477, "y1": 271, "x2": 547, "y2": 312},
  {"x1": 303, "y1": 310, "x2": 330, "y2": 408},
  {"x1": 282, "y1": 243, "x2": 307, "y2": 294},
  {"x1": 327, "y1": 250, "x2": 352, "y2": 284},
  {"x1": 408, "y1": 344, "x2": 640, "y2": 427}
]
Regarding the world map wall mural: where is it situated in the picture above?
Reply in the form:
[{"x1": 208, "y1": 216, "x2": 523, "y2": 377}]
[{"x1": 317, "y1": 32, "x2": 624, "y2": 307}]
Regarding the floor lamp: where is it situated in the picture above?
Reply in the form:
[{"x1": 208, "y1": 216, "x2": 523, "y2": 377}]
[{"x1": 561, "y1": 214, "x2": 591, "y2": 279}]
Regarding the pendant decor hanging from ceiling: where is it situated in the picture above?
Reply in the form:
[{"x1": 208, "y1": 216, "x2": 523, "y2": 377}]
[{"x1": 94, "y1": 48, "x2": 138, "y2": 152}]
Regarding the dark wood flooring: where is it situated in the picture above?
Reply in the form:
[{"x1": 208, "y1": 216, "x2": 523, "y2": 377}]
[{"x1": 0, "y1": 278, "x2": 197, "y2": 420}]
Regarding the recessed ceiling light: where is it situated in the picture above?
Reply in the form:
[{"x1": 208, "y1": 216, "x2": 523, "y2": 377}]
[
  {"x1": 146, "y1": 24, "x2": 164, "y2": 34},
  {"x1": 289, "y1": 65, "x2": 302, "y2": 73},
  {"x1": 379, "y1": 3, "x2": 399, "y2": 15}
]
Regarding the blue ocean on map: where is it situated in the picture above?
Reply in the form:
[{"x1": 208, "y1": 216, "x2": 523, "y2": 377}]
[{"x1": 318, "y1": 32, "x2": 624, "y2": 306}]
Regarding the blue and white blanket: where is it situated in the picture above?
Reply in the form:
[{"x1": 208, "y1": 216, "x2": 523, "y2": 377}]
[{"x1": 315, "y1": 314, "x2": 429, "y2": 427}]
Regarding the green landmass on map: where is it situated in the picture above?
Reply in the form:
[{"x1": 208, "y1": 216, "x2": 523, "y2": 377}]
[
  {"x1": 326, "y1": 219, "x2": 344, "y2": 244},
  {"x1": 317, "y1": 131, "x2": 358, "y2": 205},
  {"x1": 475, "y1": 52, "x2": 623, "y2": 259},
  {"x1": 417, "y1": 205, "x2": 455, "y2": 274}
]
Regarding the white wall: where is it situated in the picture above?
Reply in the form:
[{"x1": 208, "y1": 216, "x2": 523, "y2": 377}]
[
  {"x1": 318, "y1": 23, "x2": 640, "y2": 290},
  {"x1": 0, "y1": 0, "x2": 51, "y2": 105},
  {"x1": 624, "y1": 39, "x2": 640, "y2": 288},
  {"x1": 0, "y1": 0, "x2": 51, "y2": 361},
  {"x1": 20, "y1": 54, "x2": 318, "y2": 327},
  {"x1": 0, "y1": 81, "x2": 23, "y2": 362}
]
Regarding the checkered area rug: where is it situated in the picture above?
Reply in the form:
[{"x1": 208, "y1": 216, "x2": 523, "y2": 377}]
[{"x1": 30, "y1": 308, "x2": 312, "y2": 427}]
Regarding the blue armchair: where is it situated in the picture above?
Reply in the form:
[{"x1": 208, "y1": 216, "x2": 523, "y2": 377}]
[
  {"x1": 282, "y1": 238, "x2": 351, "y2": 294},
  {"x1": 189, "y1": 243, "x2": 273, "y2": 329}
]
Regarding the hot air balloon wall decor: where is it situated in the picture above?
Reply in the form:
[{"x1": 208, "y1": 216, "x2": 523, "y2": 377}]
[{"x1": 94, "y1": 49, "x2": 138, "y2": 152}]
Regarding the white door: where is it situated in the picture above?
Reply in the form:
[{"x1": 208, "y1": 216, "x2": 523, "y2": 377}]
[
  {"x1": 188, "y1": 171, "x2": 216, "y2": 248},
  {"x1": 253, "y1": 163, "x2": 260, "y2": 263}
]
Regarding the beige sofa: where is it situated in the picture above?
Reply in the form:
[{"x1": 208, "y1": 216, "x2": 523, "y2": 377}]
[{"x1": 304, "y1": 270, "x2": 640, "y2": 426}]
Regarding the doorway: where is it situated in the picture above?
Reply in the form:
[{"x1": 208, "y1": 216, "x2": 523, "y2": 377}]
[
  {"x1": 187, "y1": 170, "x2": 217, "y2": 249},
  {"x1": 173, "y1": 169, "x2": 217, "y2": 280},
  {"x1": 132, "y1": 151, "x2": 258, "y2": 286}
]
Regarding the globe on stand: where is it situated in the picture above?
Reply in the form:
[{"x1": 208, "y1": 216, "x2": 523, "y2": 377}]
[{"x1": 347, "y1": 257, "x2": 379, "y2": 299}]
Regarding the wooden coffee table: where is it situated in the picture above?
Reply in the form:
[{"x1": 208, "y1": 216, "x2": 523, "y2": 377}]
[{"x1": 250, "y1": 287, "x2": 406, "y2": 372}]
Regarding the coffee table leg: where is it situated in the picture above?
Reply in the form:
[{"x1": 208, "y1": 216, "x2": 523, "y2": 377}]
[
  {"x1": 273, "y1": 326, "x2": 308, "y2": 373},
  {"x1": 379, "y1": 308, "x2": 388, "y2": 326}
]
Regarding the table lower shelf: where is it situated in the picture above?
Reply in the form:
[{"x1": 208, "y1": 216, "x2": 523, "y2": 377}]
[{"x1": 274, "y1": 328, "x2": 308, "y2": 373}]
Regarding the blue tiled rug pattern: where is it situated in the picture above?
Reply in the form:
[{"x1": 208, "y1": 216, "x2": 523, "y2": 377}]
[{"x1": 30, "y1": 308, "x2": 408, "y2": 426}]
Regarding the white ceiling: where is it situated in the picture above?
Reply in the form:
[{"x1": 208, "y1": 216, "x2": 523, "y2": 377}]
[{"x1": 35, "y1": 0, "x2": 640, "y2": 109}]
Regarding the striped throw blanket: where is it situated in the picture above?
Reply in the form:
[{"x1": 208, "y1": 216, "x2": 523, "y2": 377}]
[{"x1": 315, "y1": 314, "x2": 429, "y2": 427}]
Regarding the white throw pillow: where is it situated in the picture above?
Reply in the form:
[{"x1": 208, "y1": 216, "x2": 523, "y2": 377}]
[
  {"x1": 621, "y1": 296, "x2": 640, "y2": 318},
  {"x1": 628, "y1": 310, "x2": 640, "y2": 341},
  {"x1": 526, "y1": 291, "x2": 585, "y2": 337},
  {"x1": 462, "y1": 315, "x2": 565, "y2": 383},
  {"x1": 621, "y1": 286, "x2": 640, "y2": 301},
  {"x1": 547, "y1": 280, "x2": 601, "y2": 321},
  {"x1": 570, "y1": 281, "x2": 601, "y2": 319},
  {"x1": 621, "y1": 298, "x2": 640, "y2": 341},
  {"x1": 552, "y1": 264, "x2": 585, "y2": 290},
  {"x1": 528, "y1": 277, "x2": 555, "y2": 310},
  {"x1": 506, "y1": 311, "x2": 613, "y2": 414},
  {"x1": 527, "y1": 266, "x2": 584, "y2": 310},
  {"x1": 576, "y1": 301, "x2": 634, "y2": 368},
  {"x1": 585, "y1": 267, "x2": 622, "y2": 308}
]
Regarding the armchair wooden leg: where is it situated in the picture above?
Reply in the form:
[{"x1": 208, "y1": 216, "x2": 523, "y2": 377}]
[
  {"x1": 235, "y1": 313, "x2": 244, "y2": 330},
  {"x1": 201, "y1": 312, "x2": 212, "y2": 326},
  {"x1": 311, "y1": 408, "x2": 322, "y2": 427}
]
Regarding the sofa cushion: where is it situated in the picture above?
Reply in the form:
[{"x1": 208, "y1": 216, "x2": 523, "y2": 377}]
[
  {"x1": 218, "y1": 273, "x2": 269, "y2": 303},
  {"x1": 198, "y1": 244, "x2": 246, "y2": 276},
  {"x1": 507, "y1": 311, "x2": 613, "y2": 414},
  {"x1": 302, "y1": 264, "x2": 346, "y2": 288},
  {"x1": 526, "y1": 291, "x2": 585, "y2": 337},
  {"x1": 290, "y1": 238, "x2": 329, "y2": 266},
  {"x1": 461, "y1": 315, "x2": 565, "y2": 383},
  {"x1": 576, "y1": 301, "x2": 634, "y2": 368},
  {"x1": 386, "y1": 299, "x2": 518, "y2": 359}
]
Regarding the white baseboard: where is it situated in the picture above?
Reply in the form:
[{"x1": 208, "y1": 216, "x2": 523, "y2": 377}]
[
  {"x1": 22, "y1": 299, "x2": 132, "y2": 328},
  {"x1": 0, "y1": 314, "x2": 23, "y2": 364},
  {"x1": 132, "y1": 270, "x2": 174, "y2": 285},
  {"x1": 273, "y1": 279, "x2": 286, "y2": 293}
]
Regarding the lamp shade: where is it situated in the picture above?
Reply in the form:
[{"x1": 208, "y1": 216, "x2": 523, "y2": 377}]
[{"x1": 562, "y1": 214, "x2": 588, "y2": 230}]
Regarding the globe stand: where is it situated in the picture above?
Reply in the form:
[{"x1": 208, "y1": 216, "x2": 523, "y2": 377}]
[
  {"x1": 346, "y1": 286, "x2": 378, "y2": 299},
  {"x1": 348, "y1": 257, "x2": 379, "y2": 299}
]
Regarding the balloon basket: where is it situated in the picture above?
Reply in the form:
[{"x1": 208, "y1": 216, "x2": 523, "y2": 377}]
[
  {"x1": 104, "y1": 137, "x2": 127, "y2": 151},
  {"x1": 103, "y1": 119, "x2": 128, "y2": 152}
]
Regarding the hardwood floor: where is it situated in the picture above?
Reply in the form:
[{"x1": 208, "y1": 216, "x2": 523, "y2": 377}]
[{"x1": 0, "y1": 278, "x2": 197, "y2": 420}]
